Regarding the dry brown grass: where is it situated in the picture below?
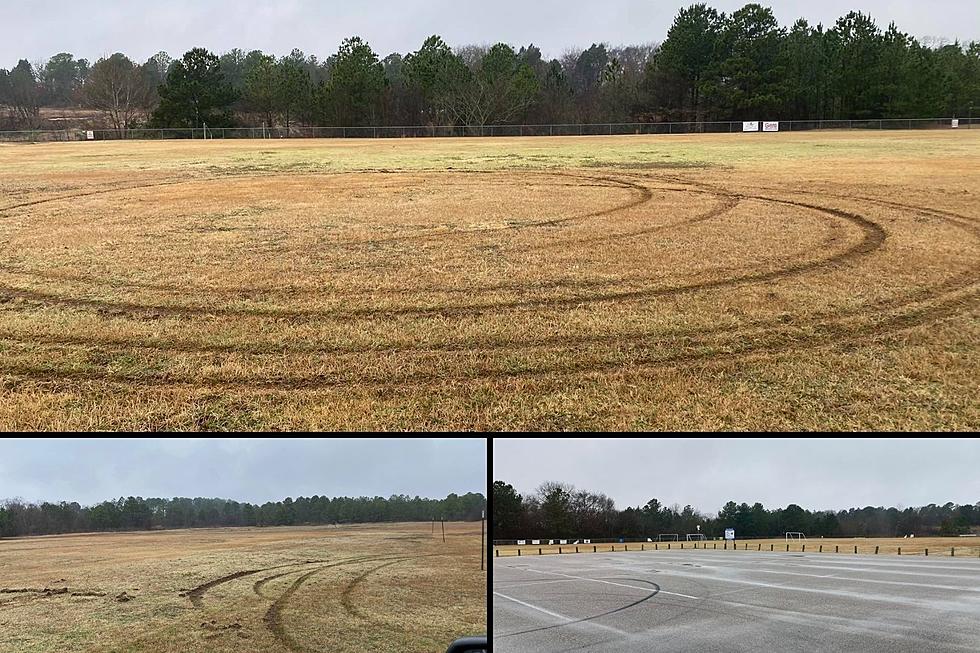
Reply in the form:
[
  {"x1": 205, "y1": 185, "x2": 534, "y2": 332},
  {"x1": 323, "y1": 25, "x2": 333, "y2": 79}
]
[
  {"x1": 493, "y1": 536, "x2": 980, "y2": 558},
  {"x1": 0, "y1": 131, "x2": 977, "y2": 430},
  {"x1": 0, "y1": 522, "x2": 486, "y2": 653}
]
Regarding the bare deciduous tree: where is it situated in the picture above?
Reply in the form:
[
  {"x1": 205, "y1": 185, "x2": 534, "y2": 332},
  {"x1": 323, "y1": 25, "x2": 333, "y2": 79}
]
[{"x1": 84, "y1": 53, "x2": 152, "y2": 130}]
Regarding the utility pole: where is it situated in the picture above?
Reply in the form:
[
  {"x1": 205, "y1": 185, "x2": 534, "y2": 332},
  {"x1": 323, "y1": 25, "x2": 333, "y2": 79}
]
[{"x1": 441, "y1": 517, "x2": 446, "y2": 543}]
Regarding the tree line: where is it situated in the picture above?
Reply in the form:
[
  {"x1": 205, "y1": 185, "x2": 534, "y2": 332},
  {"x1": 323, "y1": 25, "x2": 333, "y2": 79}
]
[
  {"x1": 1, "y1": 4, "x2": 977, "y2": 131},
  {"x1": 0, "y1": 491, "x2": 486, "y2": 538},
  {"x1": 493, "y1": 481, "x2": 980, "y2": 540}
]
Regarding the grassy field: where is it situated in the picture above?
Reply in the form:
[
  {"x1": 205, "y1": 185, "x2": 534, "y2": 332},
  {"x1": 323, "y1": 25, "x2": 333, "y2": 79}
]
[
  {"x1": 492, "y1": 536, "x2": 980, "y2": 558},
  {"x1": 0, "y1": 131, "x2": 977, "y2": 430},
  {"x1": 0, "y1": 522, "x2": 485, "y2": 653}
]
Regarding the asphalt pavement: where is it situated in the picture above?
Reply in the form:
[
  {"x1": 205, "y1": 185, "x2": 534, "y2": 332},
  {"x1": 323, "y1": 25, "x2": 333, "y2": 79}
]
[{"x1": 492, "y1": 548, "x2": 980, "y2": 652}]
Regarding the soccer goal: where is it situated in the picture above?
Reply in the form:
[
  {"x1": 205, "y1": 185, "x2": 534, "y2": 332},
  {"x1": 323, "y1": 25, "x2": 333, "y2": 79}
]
[
  {"x1": 685, "y1": 533, "x2": 707, "y2": 541},
  {"x1": 785, "y1": 532, "x2": 807, "y2": 540},
  {"x1": 657, "y1": 534, "x2": 680, "y2": 542}
]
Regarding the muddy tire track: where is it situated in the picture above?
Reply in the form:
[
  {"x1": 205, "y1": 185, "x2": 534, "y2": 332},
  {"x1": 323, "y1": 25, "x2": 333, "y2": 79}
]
[
  {"x1": 338, "y1": 558, "x2": 415, "y2": 624},
  {"x1": 260, "y1": 555, "x2": 406, "y2": 653},
  {"x1": 180, "y1": 560, "x2": 327, "y2": 608}
]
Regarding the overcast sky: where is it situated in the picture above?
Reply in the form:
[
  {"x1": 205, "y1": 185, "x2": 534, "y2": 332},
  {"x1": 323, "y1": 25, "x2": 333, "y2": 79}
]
[
  {"x1": 3, "y1": 1, "x2": 978, "y2": 70},
  {"x1": 0, "y1": 438, "x2": 486, "y2": 506},
  {"x1": 494, "y1": 438, "x2": 980, "y2": 513}
]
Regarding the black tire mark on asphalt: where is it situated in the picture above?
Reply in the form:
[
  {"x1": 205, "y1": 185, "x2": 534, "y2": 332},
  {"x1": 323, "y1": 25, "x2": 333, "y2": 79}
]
[{"x1": 496, "y1": 577, "x2": 662, "y2": 639}]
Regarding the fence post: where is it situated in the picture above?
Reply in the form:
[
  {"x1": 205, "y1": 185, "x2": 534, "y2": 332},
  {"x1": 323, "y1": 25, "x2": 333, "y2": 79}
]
[
  {"x1": 593, "y1": 545, "x2": 596, "y2": 553},
  {"x1": 517, "y1": 549, "x2": 520, "y2": 556},
  {"x1": 558, "y1": 546, "x2": 562, "y2": 554},
  {"x1": 539, "y1": 548, "x2": 542, "y2": 555},
  {"x1": 770, "y1": 544, "x2": 773, "y2": 551},
  {"x1": 951, "y1": 547, "x2": 954, "y2": 557},
  {"x1": 575, "y1": 546, "x2": 579, "y2": 553},
  {"x1": 854, "y1": 546, "x2": 857, "y2": 554},
  {"x1": 819, "y1": 545, "x2": 822, "y2": 553},
  {"x1": 641, "y1": 544, "x2": 644, "y2": 551},
  {"x1": 925, "y1": 548, "x2": 928, "y2": 556},
  {"x1": 875, "y1": 546, "x2": 879, "y2": 554},
  {"x1": 836, "y1": 546, "x2": 839, "y2": 553}
]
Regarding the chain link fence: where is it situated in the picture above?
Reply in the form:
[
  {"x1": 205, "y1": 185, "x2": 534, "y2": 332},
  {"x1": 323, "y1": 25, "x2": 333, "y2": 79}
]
[{"x1": 0, "y1": 118, "x2": 974, "y2": 142}]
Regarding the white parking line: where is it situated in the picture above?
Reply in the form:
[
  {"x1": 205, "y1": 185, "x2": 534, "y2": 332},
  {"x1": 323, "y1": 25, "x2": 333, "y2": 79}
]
[
  {"x1": 493, "y1": 590, "x2": 630, "y2": 638},
  {"x1": 523, "y1": 567, "x2": 701, "y2": 600},
  {"x1": 630, "y1": 557, "x2": 980, "y2": 592},
  {"x1": 574, "y1": 562, "x2": 980, "y2": 611},
  {"x1": 493, "y1": 591, "x2": 574, "y2": 622},
  {"x1": 493, "y1": 578, "x2": 582, "y2": 589}
]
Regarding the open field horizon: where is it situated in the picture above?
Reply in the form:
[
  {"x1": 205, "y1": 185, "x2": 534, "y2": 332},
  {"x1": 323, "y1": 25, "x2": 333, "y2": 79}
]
[
  {"x1": 1, "y1": 130, "x2": 977, "y2": 429},
  {"x1": 0, "y1": 521, "x2": 486, "y2": 653}
]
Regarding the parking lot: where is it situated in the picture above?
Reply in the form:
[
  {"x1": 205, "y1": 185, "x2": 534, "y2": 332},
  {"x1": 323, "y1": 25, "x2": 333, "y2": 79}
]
[{"x1": 493, "y1": 548, "x2": 980, "y2": 652}]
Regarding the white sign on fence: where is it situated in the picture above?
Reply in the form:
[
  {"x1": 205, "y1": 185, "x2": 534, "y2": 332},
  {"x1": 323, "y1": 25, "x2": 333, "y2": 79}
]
[
  {"x1": 583, "y1": 539, "x2": 591, "y2": 544},
  {"x1": 559, "y1": 539, "x2": 567, "y2": 545},
  {"x1": 952, "y1": 119, "x2": 959, "y2": 128},
  {"x1": 86, "y1": 131, "x2": 94, "y2": 140},
  {"x1": 531, "y1": 539, "x2": 540, "y2": 545},
  {"x1": 725, "y1": 528, "x2": 736, "y2": 540},
  {"x1": 763, "y1": 121, "x2": 780, "y2": 132},
  {"x1": 517, "y1": 540, "x2": 526, "y2": 546},
  {"x1": 742, "y1": 121, "x2": 759, "y2": 132}
]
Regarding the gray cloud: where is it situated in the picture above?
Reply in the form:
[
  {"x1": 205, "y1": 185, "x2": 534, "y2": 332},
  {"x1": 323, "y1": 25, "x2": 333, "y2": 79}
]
[
  {"x1": 3, "y1": 0, "x2": 977, "y2": 69},
  {"x1": 0, "y1": 438, "x2": 486, "y2": 505},
  {"x1": 493, "y1": 438, "x2": 980, "y2": 513}
]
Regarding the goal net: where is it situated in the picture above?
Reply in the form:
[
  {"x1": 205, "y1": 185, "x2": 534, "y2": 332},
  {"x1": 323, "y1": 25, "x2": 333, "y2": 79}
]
[
  {"x1": 785, "y1": 532, "x2": 807, "y2": 540},
  {"x1": 657, "y1": 534, "x2": 680, "y2": 542},
  {"x1": 685, "y1": 534, "x2": 707, "y2": 541}
]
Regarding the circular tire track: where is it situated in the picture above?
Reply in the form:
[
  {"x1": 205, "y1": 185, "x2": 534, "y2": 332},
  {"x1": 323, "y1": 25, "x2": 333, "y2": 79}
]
[
  {"x1": 0, "y1": 169, "x2": 976, "y2": 391},
  {"x1": 0, "y1": 181, "x2": 882, "y2": 320},
  {"x1": 496, "y1": 577, "x2": 662, "y2": 639}
]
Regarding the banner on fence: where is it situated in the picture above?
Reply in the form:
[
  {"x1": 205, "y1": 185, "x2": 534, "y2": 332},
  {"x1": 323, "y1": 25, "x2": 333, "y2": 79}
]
[
  {"x1": 763, "y1": 121, "x2": 780, "y2": 132},
  {"x1": 517, "y1": 540, "x2": 526, "y2": 545},
  {"x1": 952, "y1": 119, "x2": 959, "y2": 128},
  {"x1": 86, "y1": 131, "x2": 94, "y2": 140},
  {"x1": 742, "y1": 121, "x2": 759, "y2": 132},
  {"x1": 725, "y1": 528, "x2": 736, "y2": 540},
  {"x1": 531, "y1": 539, "x2": 540, "y2": 545}
]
